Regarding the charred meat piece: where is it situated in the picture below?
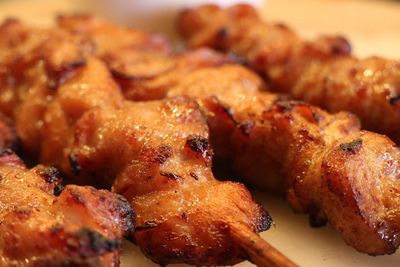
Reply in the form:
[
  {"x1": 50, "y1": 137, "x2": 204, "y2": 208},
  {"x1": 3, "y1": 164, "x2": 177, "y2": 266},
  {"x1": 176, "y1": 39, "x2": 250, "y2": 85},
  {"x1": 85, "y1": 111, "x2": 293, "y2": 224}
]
[
  {"x1": 71, "y1": 97, "x2": 270, "y2": 266},
  {"x1": 165, "y1": 65, "x2": 400, "y2": 256},
  {"x1": 104, "y1": 42, "x2": 400, "y2": 255},
  {"x1": 0, "y1": 19, "x2": 271, "y2": 266},
  {"x1": 178, "y1": 4, "x2": 400, "y2": 143},
  {"x1": 0, "y1": 151, "x2": 133, "y2": 267}
]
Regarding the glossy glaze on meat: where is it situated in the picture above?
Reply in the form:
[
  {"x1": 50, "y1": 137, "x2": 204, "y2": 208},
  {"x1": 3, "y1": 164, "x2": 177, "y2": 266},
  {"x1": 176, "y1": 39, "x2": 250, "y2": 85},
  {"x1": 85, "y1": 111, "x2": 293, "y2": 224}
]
[
  {"x1": 79, "y1": 30, "x2": 400, "y2": 254},
  {"x1": 178, "y1": 4, "x2": 400, "y2": 143},
  {"x1": 0, "y1": 150, "x2": 133, "y2": 267},
  {"x1": 0, "y1": 18, "x2": 271, "y2": 266}
]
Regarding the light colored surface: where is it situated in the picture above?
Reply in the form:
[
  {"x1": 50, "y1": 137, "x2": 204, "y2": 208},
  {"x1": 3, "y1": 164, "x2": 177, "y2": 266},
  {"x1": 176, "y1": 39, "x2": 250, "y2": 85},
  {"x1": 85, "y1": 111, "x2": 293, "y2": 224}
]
[{"x1": 0, "y1": 0, "x2": 400, "y2": 266}]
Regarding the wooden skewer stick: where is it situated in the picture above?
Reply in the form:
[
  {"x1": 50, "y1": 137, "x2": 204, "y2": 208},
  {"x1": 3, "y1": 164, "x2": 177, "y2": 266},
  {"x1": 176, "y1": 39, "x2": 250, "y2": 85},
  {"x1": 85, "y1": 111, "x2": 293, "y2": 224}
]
[{"x1": 228, "y1": 219, "x2": 298, "y2": 267}]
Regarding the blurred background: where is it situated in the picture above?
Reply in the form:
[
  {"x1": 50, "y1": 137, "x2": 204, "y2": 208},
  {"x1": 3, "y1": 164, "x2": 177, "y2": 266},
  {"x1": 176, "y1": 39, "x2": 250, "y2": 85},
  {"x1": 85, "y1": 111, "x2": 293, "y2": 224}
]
[{"x1": 0, "y1": 0, "x2": 399, "y2": 57}]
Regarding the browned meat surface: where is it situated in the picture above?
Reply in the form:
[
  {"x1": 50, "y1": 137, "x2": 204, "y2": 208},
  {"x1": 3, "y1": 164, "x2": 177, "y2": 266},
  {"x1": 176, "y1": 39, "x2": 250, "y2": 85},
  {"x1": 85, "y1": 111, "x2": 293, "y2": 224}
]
[
  {"x1": 85, "y1": 34, "x2": 400, "y2": 254},
  {"x1": 178, "y1": 4, "x2": 400, "y2": 143},
  {"x1": 166, "y1": 64, "x2": 400, "y2": 255},
  {"x1": 0, "y1": 18, "x2": 271, "y2": 266},
  {"x1": 71, "y1": 97, "x2": 269, "y2": 265},
  {"x1": 44, "y1": 14, "x2": 400, "y2": 256},
  {"x1": 0, "y1": 150, "x2": 133, "y2": 267}
]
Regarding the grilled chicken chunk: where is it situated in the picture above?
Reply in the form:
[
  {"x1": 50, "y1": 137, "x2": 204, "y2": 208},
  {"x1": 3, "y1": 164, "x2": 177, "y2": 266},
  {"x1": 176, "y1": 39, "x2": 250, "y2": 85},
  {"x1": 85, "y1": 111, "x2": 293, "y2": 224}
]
[
  {"x1": 0, "y1": 19, "x2": 271, "y2": 266},
  {"x1": 178, "y1": 4, "x2": 400, "y2": 143},
  {"x1": 84, "y1": 35, "x2": 400, "y2": 254},
  {"x1": 47, "y1": 14, "x2": 400, "y2": 255},
  {"x1": 71, "y1": 97, "x2": 269, "y2": 265},
  {"x1": 0, "y1": 150, "x2": 133, "y2": 267}
]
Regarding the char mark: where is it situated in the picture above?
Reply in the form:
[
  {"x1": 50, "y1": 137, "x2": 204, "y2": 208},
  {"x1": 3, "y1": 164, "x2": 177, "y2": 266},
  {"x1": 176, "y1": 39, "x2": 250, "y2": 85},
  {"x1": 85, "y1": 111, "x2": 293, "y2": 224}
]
[
  {"x1": 153, "y1": 145, "x2": 173, "y2": 164},
  {"x1": 0, "y1": 149, "x2": 13, "y2": 156},
  {"x1": 389, "y1": 95, "x2": 400, "y2": 105},
  {"x1": 39, "y1": 166, "x2": 63, "y2": 184},
  {"x1": 339, "y1": 139, "x2": 363, "y2": 154},
  {"x1": 68, "y1": 153, "x2": 81, "y2": 175},
  {"x1": 159, "y1": 172, "x2": 182, "y2": 180},
  {"x1": 67, "y1": 227, "x2": 121, "y2": 254},
  {"x1": 189, "y1": 172, "x2": 199, "y2": 180},
  {"x1": 186, "y1": 135, "x2": 210, "y2": 157},
  {"x1": 256, "y1": 205, "x2": 273, "y2": 232},
  {"x1": 135, "y1": 220, "x2": 158, "y2": 232}
]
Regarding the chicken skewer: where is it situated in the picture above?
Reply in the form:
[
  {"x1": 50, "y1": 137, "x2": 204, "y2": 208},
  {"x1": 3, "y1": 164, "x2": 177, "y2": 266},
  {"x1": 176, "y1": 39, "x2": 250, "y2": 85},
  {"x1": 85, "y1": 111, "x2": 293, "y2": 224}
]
[
  {"x1": 178, "y1": 4, "x2": 400, "y2": 143},
  {"x1": 0, "y1": 150, "x2": 134, "y2": 266},
  {"x1": 0, "y1": 123, "x2": 134, "y2": 266},
  {"x1": 0, "y1": 18, "x2": 294, "y2": 266},
  {"x1": 56, "y1": 15, "x2": 400, "y2": 255}
]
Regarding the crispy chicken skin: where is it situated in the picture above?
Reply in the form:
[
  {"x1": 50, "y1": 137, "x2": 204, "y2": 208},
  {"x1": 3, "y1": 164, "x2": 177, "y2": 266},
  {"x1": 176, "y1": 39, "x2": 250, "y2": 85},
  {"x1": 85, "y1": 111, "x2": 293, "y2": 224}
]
[
  {"x1": 166, "y1": 65, "x2": 400, "y2": 255},
  {"x1": 0, "y1": 19, "x2": 271, "y2": 266},
  {"x1": 95, "y1": 40, "x2": 400, "y2": 254},
  {"x1": 44, "y1": 14, "x2": 400, "y2": 255},
  {"x1": 0, "y1": 150, "x2": 134, "y2": 267},
  {"x1": 178, "y1": 4, "x2": 400, "y2": 143},
  {"x1": 71, "y1": 97, "x2": 269, "y2": 265}
]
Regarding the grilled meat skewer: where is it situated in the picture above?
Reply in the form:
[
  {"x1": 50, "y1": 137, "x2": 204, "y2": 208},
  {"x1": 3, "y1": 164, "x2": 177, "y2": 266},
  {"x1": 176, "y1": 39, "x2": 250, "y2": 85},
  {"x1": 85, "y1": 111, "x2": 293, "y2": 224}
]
[
  {"x1": 0, "y1": 97, "x2": 133, "y2": 267},
  {"x1": 178, "y1": 4, "x2": 400, "y2": 143},
  {"x1": 55, "y1": 15, "x2": 400, "y2": 255},
  {"x1": 0, "y1": 18, "x2": 274, "y2": 266}
]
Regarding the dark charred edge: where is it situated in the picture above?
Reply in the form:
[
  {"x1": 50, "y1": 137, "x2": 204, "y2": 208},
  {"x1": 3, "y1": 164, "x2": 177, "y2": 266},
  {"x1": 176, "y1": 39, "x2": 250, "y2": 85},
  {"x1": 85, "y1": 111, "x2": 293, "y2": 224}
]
[
  {"x1": 375, "y1": 222, "x2": 400, "y2": 254},
  {"x1": 217, "y1": 27, "x2": 228, "y2": 39},
  {"x1": 226, "y1": 52, "x2": 250, "y2": 66},
  {"x1": 189, "y1": 172, "x2": 199, "y2": 180},
  {"x1": 307, "y1": 205, "x2": 327, "y2": 228},
  {"x1": 180, "y1": 212, "x2": 189, "y2": 222},
  {"x1": 53, "y1": 184, "x2": 65, "y2": 197},
  {"x1": 186, "y1": 135, "x2": 209, "y2": 154},
  {"x1": 256, "y1": 204, "x2": 273, "y2": 232},
  {"x1": 389, "y1": 95, "x2": 400, "y2": 105},
  {"x1": 110, "y1": 68, "x2": 147, "y2": 81},
  {"x1": 153, "y1": 145, "x2": 173, "y2": 164},
  {"x1": 47, "y1": 59, "x2": 87, "y2": 90},
  {"x1": 134, "y1": 220, "x2": 159, "y2": 232},
  {"x1": 68, "y1": 153, "x2": 81, "y2": 175},
  {"x1": 0, "y1": 148, "x2": 13, "y2": 156},
  {"x1": 339, "y1": 139, "x2": 363, "y2": 154},
  {"x1": 208, "y1": 95, "x2": 238, "y2": 124},
  {"x1": 115, "y1": 194, "x2": 136, "y2": 237},
  {"x1": 0, "y1": 149, "x2": 24, "y2": 167},
  {"x1": 159, "y1": 172, "x2": 182, "y2": 180},
  {"x1": 238, "y1": 121, "x2": 254, "y2": 136},
  {"x1": 327, "y1": 36, "x2": 352, "y2": 55},
  {"x1": 309, "y1": 214, "x2": 328, "y2": 228},
  {"x1": 66, "y1": 227, "x2": 121, "y2": 255},
  {"x1": 273, "y1": 100, "x2": 309, "y2": 113},
  {"x1": 39, "y1": 166, "x2": 63, "y2": 184},
  {"x1": 67, "y1": 187, "x2": 86, "y2": 205}
]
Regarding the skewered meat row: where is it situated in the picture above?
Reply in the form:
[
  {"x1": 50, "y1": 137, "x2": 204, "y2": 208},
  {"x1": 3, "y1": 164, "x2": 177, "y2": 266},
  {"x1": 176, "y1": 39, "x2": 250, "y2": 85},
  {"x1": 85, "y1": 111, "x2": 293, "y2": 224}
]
[
  {"x1": 0, "y1": 18, "x2": 271, "y2": 266},
  {"x1": 56, "y1": 16, "x2": 400, "y2": 255},
  {"x1": 178, "y1": 4, "x2": 400, "y2": 143},
  {"x1": 0, "y1": 138, "x2": 133, "y2": 265},
  {"x1": 164, "y1": 64, "x2": 400, "y2": 255}
]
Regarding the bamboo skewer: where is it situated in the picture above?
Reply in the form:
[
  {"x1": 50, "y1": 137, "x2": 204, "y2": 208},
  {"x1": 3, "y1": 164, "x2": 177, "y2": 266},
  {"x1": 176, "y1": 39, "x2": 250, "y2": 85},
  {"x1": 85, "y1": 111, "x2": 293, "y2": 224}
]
[
  {"x1": 206, "y1": 205, "x2": 298, "y2": 267},
  {"x1": 229, "y1": 220, "x2": 298, "y2": 267}
]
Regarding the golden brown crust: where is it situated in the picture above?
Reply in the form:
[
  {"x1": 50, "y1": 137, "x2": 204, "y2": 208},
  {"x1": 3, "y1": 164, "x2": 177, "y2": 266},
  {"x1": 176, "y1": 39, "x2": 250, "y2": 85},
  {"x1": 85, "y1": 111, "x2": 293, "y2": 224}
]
[
  {"x1": 0, "y1": 17, "x2": 271, "y2": 266},
  {"x1": 51, "y1": 13, "x2": 400, "y2": 255},
  {"x1": 0, "y1": 151, "x2": 134, "y2": 267},
  {"x1": 178, "y1": 4, "x2": 400, "y2": 143},
  {"x1": 99, "y1": 42, "x2": 400, "y2": 255}
]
